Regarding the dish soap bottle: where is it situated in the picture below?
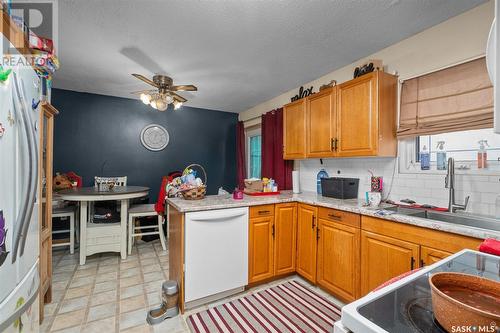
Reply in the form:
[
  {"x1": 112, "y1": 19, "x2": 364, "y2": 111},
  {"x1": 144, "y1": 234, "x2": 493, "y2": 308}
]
[
  {"x1": 420, "y1": 145, "x2": 430, "y2": 170},
  {"x1": 477, "y1": 140, "x2": 489, "y2": 169},
  {"x1": 436, "y1": 141, "x2": 447, "y2": 170},
  {"x1": 316, "y1": 169, "x2": 329, "y2": 194}
]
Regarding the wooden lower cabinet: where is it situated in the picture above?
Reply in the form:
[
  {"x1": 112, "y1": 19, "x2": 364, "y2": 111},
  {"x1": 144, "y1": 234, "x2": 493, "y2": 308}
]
[
  {"x1": 360, "y1": 231, "x2": 419, "y2": 296},
  {"x1": 420, "y1": 246, "x2": 452, "y2": 267},
  {"x1": 249, "y1": 205, "x2": 483, "y2": 301},
  {"x1": 296, "y1": 204, "x2": 318, "y2": 283},
  {"x1": 248, "y1": 215, "x2": 274, "y2": 283},
  {"x1": 274, "y1": 203, "x2": 297, "y2": 276},
  {"x1": 249, "y1": 204, "x2": 298, "y2": 284},
  {"x1": 317, "y1": 218, "x2": 360, "y2": 302}
]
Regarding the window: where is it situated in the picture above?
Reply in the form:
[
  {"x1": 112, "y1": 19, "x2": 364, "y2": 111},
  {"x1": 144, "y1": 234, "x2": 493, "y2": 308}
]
[
  {"x1": 246, "y1": 128, "x2": 261, "y2": 179},
  {"x1": 400, "y1": 127, "x2": 500, "y2": 173}
]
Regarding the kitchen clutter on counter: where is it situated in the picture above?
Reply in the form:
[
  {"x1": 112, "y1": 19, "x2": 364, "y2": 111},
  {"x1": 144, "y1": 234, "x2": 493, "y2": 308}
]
[
  {"x1": 243, "y1": 177, "x2": 280, "y2": 195},
  {"x1": 166, "y1": 164, "x2": 207, "y2": 200}
]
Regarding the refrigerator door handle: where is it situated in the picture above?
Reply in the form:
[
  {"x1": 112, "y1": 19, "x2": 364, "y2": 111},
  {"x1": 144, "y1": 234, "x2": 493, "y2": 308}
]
[
  {"x1": 10, "y1": 73, "x2": 37, "y2": 263},
  {"x1": 17, "y1": 76, "x2": 39, "y2": 258},
  {"x1": 0, "y1": 280, "x2": 39, "y2": 332}
]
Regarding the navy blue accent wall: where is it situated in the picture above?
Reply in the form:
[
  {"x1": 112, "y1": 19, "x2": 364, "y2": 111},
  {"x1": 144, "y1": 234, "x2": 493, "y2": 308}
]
[{"x1": 52, "y1": 89, "x2": 237, "y2": 201}]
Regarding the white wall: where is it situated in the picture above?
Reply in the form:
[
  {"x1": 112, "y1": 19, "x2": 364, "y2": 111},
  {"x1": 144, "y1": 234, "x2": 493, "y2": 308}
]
[
  {"x1": 299, "y1": 158, "x2": 500, "y2": 216},
  {"x1": 239, "y1": 1, "x2": 494, "y2": 123},
  {"x1": 240, "y1": 1, "x2": 499, "y2": 216}
]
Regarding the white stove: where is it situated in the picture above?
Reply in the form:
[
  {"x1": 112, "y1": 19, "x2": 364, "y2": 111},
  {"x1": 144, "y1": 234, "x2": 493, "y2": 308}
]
[{"x1": 334, "y1": 250, "x2": 500, "y2": 333}]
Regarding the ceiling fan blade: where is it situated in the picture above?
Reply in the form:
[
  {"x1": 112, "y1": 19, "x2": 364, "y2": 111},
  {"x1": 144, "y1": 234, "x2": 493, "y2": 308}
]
[
  {"x1": 130, "y1": 90, "x2": 157, "y2": 95},
  {"x1": 170, "y1": 84, "x2": 197, "y2": 92},
  {"x1": 171, "y1": 92, "x2": 187, "y2": 103},
  {"x1": 132, "y1": 74, "x2": 158, "y2": 88}
]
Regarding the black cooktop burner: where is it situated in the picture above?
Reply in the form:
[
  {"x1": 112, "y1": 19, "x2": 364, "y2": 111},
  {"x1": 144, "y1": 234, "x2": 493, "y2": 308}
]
[
  {"x1": 356, "y1": 252, "x2": 500, "y2": 333},
  {"x1": 405, "y1": 297, "x2": 446, "y2": 333}
]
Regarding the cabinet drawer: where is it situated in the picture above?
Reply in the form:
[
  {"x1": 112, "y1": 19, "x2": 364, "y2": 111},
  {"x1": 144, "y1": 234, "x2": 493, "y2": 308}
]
[
  {"x1": 318, "y1": 207, "x2": 360, "y2": 228},
  {"x1": 250, "y1": 205, "x2": 275, "y2": 218}
]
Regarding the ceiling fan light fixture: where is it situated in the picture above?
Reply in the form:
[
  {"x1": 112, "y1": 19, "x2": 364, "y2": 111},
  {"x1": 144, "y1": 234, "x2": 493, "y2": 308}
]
[
  {"x1": 131, "y1": 74, "x2": 195, "y2": 112},
  {"x1": 150, "y1": 98, "x2": 158, "y2": 109},
  {"x1": 164, "y1": 95, "x2": 174, "y2": 104},
  {"x1": 173, "y1": 101, "x2": 183, "y2": 110},
  {"x1": 140, "y1": 93, "x2": 152, "y2": 105},
  {"x1": 156, "y1": 98, "x2": 168, "y2": 111}
]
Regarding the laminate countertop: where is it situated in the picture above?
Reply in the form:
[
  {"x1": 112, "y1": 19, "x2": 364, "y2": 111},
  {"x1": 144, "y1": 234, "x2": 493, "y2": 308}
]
[{"x1": 166, "y1": 191, "x2": 500, "y2": 240}]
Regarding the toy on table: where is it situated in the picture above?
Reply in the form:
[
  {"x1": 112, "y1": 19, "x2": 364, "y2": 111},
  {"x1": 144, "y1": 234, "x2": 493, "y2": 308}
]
[{"x1": 53, "y1": 173, "x2": 73, "y2": 191}]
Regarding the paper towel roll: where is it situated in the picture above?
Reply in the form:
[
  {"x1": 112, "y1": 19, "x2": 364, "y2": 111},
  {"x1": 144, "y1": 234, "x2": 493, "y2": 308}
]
[{"x1": 292, "y1": 171, "x2": 300, "y2": 194}]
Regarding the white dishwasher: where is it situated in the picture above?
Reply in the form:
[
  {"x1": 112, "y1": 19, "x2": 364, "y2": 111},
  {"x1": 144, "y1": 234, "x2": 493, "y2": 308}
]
[{"x1": 184, "y1": 207, "x2": 248, "y2": 307}]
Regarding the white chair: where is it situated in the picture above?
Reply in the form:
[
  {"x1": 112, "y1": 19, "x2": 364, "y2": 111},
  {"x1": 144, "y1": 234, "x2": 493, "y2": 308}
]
[
  {"x1": 94, "y1": 176, "x2": 128, "y2": 189},
  {"x1": 128, "y1": 204, "x2": 167, "y2": 254},
  {"x1": 52, "y1": 205, "x2": 78, "y2": 254}
]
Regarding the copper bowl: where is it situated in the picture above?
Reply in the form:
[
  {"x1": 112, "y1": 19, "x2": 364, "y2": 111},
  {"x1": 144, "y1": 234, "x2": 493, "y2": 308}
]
[{"x1": 429, "y1": 272, "x2": 500, "y2": 332}]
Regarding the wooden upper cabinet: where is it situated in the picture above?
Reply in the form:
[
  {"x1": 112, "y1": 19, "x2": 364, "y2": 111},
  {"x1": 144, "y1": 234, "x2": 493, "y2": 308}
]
[
  {"x1": 283, "y1": 99, "x2": 306, "y2": 159},
  {"x1": 360, "y1": 230, "x2": 419, "y2": 296},
  {"x1": 337, "y1": 74, "x2": 377, "y2": 156},
  {"x1": 296, "y1": 204, "x2": 318, "y2": 283},
  {"x1": 306, "y1": 87, "x2": 337, "y2": 158},
  {"x1": 317, "y1": 218, "x2": 360, "y2": 302},
  {"x1": 248, "y1": 215, "x2": 274, "y2": 283},
  {"x1": 274, "y1": 203, "x2": 297, "y2": 276},
  {"x1": 281, "y1": 71, "x2": 398, "y2": 160},
  {"x1": 337, "y1": 71, "x2": 397, "y2": 157}
]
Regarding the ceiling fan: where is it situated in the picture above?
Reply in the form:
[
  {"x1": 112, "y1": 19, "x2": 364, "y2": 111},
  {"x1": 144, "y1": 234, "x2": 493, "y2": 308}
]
[{"x1": 131, "y1": 73, "x2": 197, "y2": 111}]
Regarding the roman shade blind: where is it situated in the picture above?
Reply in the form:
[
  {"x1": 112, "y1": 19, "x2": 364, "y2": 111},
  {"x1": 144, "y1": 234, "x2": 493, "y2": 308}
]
[{"x1": 398, "y1": 57, "x2": 493, "y2": 139}]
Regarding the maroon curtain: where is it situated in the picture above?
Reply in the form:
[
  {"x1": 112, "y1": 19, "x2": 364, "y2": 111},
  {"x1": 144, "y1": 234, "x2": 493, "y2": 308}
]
[
  {"x1": 261, "y1": 108, "x2": 293, "y2": 190},
  {"x1": 236, "y1": 121, "x2": 246, "y2": 189}
]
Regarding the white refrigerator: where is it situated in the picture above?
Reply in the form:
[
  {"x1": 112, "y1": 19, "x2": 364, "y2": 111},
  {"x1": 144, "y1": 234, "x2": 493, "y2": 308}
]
[{"x1": 0, "y1": 37, "x2": 42, "y2": 333}]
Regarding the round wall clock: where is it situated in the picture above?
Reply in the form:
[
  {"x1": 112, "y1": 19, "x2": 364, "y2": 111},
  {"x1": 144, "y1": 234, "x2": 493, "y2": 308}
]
[{"x1": 140, "y1": 124, "x2": 169, "y2": 151}]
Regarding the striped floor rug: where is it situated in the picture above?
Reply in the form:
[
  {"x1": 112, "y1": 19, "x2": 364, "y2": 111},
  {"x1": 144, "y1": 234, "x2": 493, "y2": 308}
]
[{"x1": 187, "y1": 280, "x2": 342, "y2": 333}]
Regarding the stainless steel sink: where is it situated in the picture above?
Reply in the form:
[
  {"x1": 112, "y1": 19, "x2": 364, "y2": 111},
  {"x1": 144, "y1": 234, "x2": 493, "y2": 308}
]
[
  {"x1": 384, "y1": 206, "x2": 427, "y2": 218},
  {"x1": 384, "y1": 206, "x2": 500, "y2": 232},
  {"x1": 426, "y1": 211, "x2": 500, "y2": 232}
]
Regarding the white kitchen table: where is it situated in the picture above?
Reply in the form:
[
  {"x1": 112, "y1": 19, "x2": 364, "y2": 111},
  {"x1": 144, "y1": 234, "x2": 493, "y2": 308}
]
[{"x1": 58, "y1": 186, "x2": 149, "y2": 265}]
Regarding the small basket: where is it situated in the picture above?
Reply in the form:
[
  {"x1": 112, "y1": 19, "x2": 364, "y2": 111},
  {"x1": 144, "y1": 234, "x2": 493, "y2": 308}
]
[{"x1": 180, "y1": 164, "x2": 207, "y2": 200}]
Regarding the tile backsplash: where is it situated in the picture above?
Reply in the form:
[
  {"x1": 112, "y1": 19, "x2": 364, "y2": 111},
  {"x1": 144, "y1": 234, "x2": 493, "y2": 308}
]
[{"x1": 298, "y1": 158, "x2": 500, "y2": 216}]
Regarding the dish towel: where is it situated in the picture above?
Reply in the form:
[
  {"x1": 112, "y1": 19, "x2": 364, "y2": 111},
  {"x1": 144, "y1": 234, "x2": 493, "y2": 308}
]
[{"x1": 479, "y1": 238, "x2": 500, "y2": 256}]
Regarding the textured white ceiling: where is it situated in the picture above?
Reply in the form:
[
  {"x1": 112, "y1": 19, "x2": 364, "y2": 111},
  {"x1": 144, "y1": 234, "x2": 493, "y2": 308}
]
[{"x1": 54, "y1": 0, "x2": 487, "y2": 113}]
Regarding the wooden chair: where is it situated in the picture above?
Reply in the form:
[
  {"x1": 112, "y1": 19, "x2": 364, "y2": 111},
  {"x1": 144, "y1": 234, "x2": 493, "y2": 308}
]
[
  {"x1": 127, "y1": 205, "x2": 167, "y2": 254},
  {"x1": 128, "y1": 177, "x2": 167, "y2": 254}
]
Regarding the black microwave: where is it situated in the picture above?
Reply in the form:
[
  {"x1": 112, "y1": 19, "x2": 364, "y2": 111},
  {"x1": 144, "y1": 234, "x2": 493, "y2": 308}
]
[{"x1": 320, "y1": 177, "x2": 359, "y2": 199}]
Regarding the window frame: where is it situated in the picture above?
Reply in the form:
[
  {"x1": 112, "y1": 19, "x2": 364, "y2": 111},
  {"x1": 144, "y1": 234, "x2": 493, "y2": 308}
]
[
  {"x1": 246, "y1": 126, "x2": 262, "y2": 179},
  {"x1": 398, "y1": 133, "x2": 500, "y2": 176}
]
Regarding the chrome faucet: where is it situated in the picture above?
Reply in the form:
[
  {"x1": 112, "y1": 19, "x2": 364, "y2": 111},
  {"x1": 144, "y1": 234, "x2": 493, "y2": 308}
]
[{"x1": 445, "y1": 157, "x2": 469, "y2": 213}]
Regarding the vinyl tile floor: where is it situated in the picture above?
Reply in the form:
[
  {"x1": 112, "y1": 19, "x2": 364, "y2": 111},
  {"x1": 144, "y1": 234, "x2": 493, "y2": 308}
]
[{"x1": 42, "y1": 240, "x2": 345, "y2": 333}]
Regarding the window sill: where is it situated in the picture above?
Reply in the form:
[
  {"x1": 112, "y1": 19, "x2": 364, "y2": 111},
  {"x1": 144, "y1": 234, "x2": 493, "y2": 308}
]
[{"x1": 399, "y1": 165, "x2": 500, "y2": 177}]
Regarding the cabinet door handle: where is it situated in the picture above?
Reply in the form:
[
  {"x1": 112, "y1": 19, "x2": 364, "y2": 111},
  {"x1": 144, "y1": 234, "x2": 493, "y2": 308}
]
[
  {"x1": 419, "y1": 259, "x2": 425, "y2": 268},
  {"x1": 258, "y1": 210, "x2": 270, "y2": 215},
  {"x1": 330, "y1": 138, "x2": 335, "y2": 151},
  {"x1": 328, "y1": 213, "x2": 342, "y2": 221},
  {"x1": 316, "y1": 227, "x2": 320, "y2": 240},
  {"x1": 334, "y1": 138, "x2": 339, "y2": 151},
  {"x1": 410, "y1": 257, "x2": 415, "y2": 270},
  {"x1": 312, "y1": 215, "x2": 316, "y2": 229},
  {"x1": 272, "y1": 224, "x2": 275, "y2": 238}
]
